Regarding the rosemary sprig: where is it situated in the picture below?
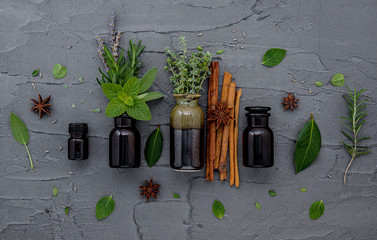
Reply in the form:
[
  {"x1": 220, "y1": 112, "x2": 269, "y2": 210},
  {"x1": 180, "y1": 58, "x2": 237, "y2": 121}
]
[{"x1": 341, "y1": 86, "x2": 372, "y2": 185}]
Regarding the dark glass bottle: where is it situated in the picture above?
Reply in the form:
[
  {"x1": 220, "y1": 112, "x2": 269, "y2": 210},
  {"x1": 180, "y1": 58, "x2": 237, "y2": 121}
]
[
  {"x1": 68, "y1": 123, "x2": 89, "y2": 160},
  {"x1": 109, "y1": 114, "x2": 140, "y2": 168},
  {"x1": 242, "y1": 107, "x2": 274, "y2": 168}
]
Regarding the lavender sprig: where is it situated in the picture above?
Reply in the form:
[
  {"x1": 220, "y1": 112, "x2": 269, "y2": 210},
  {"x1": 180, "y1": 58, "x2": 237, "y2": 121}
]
[
  {"x1": 112, "y1": 30, "x2": 122, "y2": 61},
  {"x1": 96, "y1": 35, "x2": 109, "y2": 72},
  {"x1": 109, "y1": 11, "x2": 116, "y2": 47}
]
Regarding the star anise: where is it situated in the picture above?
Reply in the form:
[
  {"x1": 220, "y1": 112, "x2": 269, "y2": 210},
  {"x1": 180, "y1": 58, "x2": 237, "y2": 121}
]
[
  {"x1": 208, "y1": 101, "x2": 234, "y2": 129},
  {"x1": 139, "y1": 179, "x2": 160, "y2": 202},
  {"x1": 282, "y1": 93, "x2": 299, "y2": 111},
  {"x1": 30, "y1": 94, "x2": 52, "y2": 119}
]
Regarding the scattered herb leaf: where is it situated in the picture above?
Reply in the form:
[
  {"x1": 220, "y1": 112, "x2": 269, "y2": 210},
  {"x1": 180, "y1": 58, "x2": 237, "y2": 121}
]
[
  {"x1": 173, "y1": 193, "x2": 180, "y2": 199},
  {"x1": 64, "y1": 85, "x2": 68, "y2": 89},
  {"x1": 216, "y1": 50, "x2": 225, "y2": 55},
  {"x1": 65, "y1": 206, "x2": 69, "y2": 215},
  {"x1": 89, "y1": 90, "x2": 93, "y2": 94},
  {"x1": 268, "y1": 190, "x2": 277, "y2": 197},
  {"x1": 32, "y1": 69, "x2": 39, "y2": 77},
  {"x1": 53, "y1": 187, "x2": 58, "y2": 196},
  {"x1": 212, "y1": 200, "x2": 225, "y2": 219},
  {"x1": 314, "y1": 81, "x2": 323, "y2": 87},
  {"x1": 96, "y1": 195, "x2": 115, "y2": 220},
  {"x1": 261, "y1": 48, "x2": 286, "y2": 67},
  {"x1": 53, "y1": 64, "x2": 67, "y2": 79},
  {"x1": 309, "y1": 200, "x2": 324, "y2": 220},
  {"x1": 72, "y1": 103, "x2": 76, "y2": 108},
  {"x1": 79, "y1": 77, "x2": 83, "y2": 82},
  {"x1": 91, "y1": 108, "x2": 101, "y2": 113},
  {"x1": 331, "y1": 73, "x2": 345, "y2": 87},
  {"x1": 10, "y1": 113, "x2": 33, "y2": 169},
  {"x1": 80, "y1": 100, "x2": 85, "y2": 104},
  {"x1": 196, "y1": 46, "x2": 203, "y2": 51},
  {"x1": 300, "y1": 188, "x2": 307, "y2": 192},
  {"x1": 144, "y1": 126, "x2": 163, "y2": 167},
  {"x1": 255, "y1": 202, "x2": 261, "y2": 210}
]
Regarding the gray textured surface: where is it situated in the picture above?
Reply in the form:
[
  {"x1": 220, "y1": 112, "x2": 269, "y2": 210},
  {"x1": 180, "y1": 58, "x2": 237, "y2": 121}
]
[{"x1": 1, "y1": 0, "x2": 377, "y2": 239}]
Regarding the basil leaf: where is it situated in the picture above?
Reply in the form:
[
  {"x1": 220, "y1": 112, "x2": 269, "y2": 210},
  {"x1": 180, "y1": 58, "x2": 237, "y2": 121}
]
[
  {"x1": 261, "y1": 48, "x2": 286, "y2": 67},
  {"x1": 268, "y1": 190, "x2": 277, "y2": 197},
  {"x1": 140, "y1": 92, "x2": 164, "y2": 102},
  {"x1": 125, "y1": 99, "x2": 151, "y2": 121},
  {"x1": 212, "y1": 200, "x2": 225, "y2": 219},
  {"x1": 53, "y1": 187, "x2": 58, "y2": 196},
  {"x1": 122, "y1": 77, "x2": 140, "y2": 97},
  {"x1": 314, "y1": 81, "x2": 323, "y2": 87},
  {"x1": 32, "y1": 69, "x2": 39, "y2": 77},
  {"x1": 10, "y1": 113, "x2": 33, "y2": 169},
  {"x1": 309, "y1": 200, "x2": 324, "y2": 220},
  {"x1": 294, "y1": 114, "x2": 321, "y2": 173},
  {"x1": 173, "y1": 193, "x2": 180, "y2": 199},
  {"x1": 105, "y1": 98, "x2": 127, "y2": 118},
  {"x1": 138, "y1": 67, "x2": 158, "y2": 94},
  {"x1": 331, "y1": 73, "x2": 345, "y2": 87},
  {"x1": 124, "y1": 96, "x2": 134, "y2": 106},
  {"x1": 96, "y1": 195, "x2": 115, "y2": 220},
  {"x1": 65, "y1": 206, "x2": 69, "y2": 215},
  {"x1": 216, "y1": 50, "x2": 225, "y2": 55},
  {"x1": 102, "y1": 83, "x2": 122, "y2": 100},
  {"x1": 300, "y1": 188, "x2": 307, "y2": 192},
  {"x1": 145, "y1": 126, "x2": 163, "y2": 167},
  {"x1": 53, "y1": 64, "x2": 67, "y2": 79},
  {"x1": 255, "y1": 202, "x2": 261, "y2": 210}
]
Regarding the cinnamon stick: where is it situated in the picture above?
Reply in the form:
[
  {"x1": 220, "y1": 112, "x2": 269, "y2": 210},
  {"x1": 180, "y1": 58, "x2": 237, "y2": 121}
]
[
  {"x1": 228, "y1": 86, "x2": 236, "y2": 186},
  {"x1": 234, "y1": 89, "x2": 242, "y2": 187},
  {"x1": 214, "y1": 72, "x2": 232, "y2": 169},
  {"x1": 219, "y1": 82, "x2": 236, "y2": 181},
  {"x1": 208, "y1": 62, "x2": 219, "y2": 181},
  {"x1": 205, "y1": 74, "x2": 212, "y2": 180}
]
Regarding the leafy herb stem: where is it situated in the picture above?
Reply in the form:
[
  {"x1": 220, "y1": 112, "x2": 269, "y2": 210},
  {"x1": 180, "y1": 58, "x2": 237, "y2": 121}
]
[{"x1": 24, "y1": 144, "x2": 33, "y2": 170}]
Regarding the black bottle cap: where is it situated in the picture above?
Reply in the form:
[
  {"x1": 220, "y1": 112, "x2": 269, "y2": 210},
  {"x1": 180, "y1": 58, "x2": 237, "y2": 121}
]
[
  {"x1": 69, "y1": 123, "x2": 88, "y2": 134},
  {"x1": 245, "y1": 106, "x2": 271, "y2": 117}
]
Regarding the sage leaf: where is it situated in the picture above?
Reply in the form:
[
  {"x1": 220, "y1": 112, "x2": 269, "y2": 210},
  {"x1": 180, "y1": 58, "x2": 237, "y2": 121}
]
[
  {"x1": 65, "y1": 206, "x2": 69, "y2": 215},
  {"x1": 294, "y1": 114, "x2": 321, "y2": 173},
  {"x1": 314, "y1": 81, "x2": 323, "y2": 87},
  {"x1": 309, "y1": 200, "x2": 324, "y2": 220},
  {"x1": 102, "y1": 83, "x2": 122, "y2": 100},
  {"x1": 138, "y1": 92, "x2": 164, "y2": 102},
  {"x1": 255, "y1": 202, "x2": 261, "y2": 210},
  {"x1": 173, "y1": 193, "x2": 180, "y2": 199},
  {"x1": 32, "y1": 69, "x2": 39, "y2": 77},
  {"x1": 212, "y1": 200, "x2": 225, "y2": 219},
  {"x1": 268, "y1": 190, "x2": 277, "y2": 197},
  {"x1": 138, "y1": 67, "x2": 158, "y2": 94},
  {"x1": 125, "y1": 99, "x2": 151, "y2": 121},
  {"x1": 105, "y1": 98, "x2": 127, "y2": 118},
  {"x1": 300, "y1": 188, "x2": 307, "y2": 192},
  {"x1": 53, "y1": 187, "x2": 58, "y2": 196},
  {"x1": 10, "y1": 113, "x2": 33, "y2": 169},
  {"x1": 123, "y1": 77, "x2": 140, "y2": 97},
  {"x1": 196, "y1": 46, "x2": 203, "y2": 51},
  {"x1": 331, "y1": 73, "x2": 345, "y2": 87},
  {"x1": 145, "y1": 126, "x2": 163, "y2": 167},
  {"x1": 53, "y1": 64, "x2": 67, "y2": 79},
  {"x1": 91, "y1": 108, "x2": 101, "y2": 113},
  {"x1": 261, "y1": 48, "x2": 286, "y2": 67},
  {"x1": 216, "y1": 50, "x2": 224, "y2": 55},
  {"x1": 96, "y1": 195, "x2": 115, "y2": 220}
]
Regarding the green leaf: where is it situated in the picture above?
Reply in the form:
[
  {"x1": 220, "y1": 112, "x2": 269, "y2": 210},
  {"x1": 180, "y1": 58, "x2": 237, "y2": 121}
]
[
  {"x1": 138, "y1": 67, "x2": 158, "y2": 94},
  {"x1": 294, "y1": 114, "x2": 322, "y2": 173},
  {"x1": 32, "y1": 69, "x2": 39, "y2": 77},
  {"x1": 173, "y1": 193, "x2": 180, "y2": 199},
  {"x1": 314, "y1": 81, "x2": 323, "y2": 87},
  {"x1": 309, "y1": 200, "x2": 324, "y2": 220},
  {"x1": 80, "y1": 100, "x2": 85, "y2": 104},
  {"x1": 102, "y1": 83, "x2": 122, "y2": 100},
  {"x1": 261, "y1": 48, "x2": 286, "y2": 67},
  {"x1": 78, "y1": 77, "x2": 83, "y2": 82},
  {"x1": 10, "y1": 113, "x2": 33, "y2": 170},
  {"x1": 300, "y1": 188, "x2": 307, "y2": 192},
  {"x1": 125, "y1": 99, "x2": 151, "y2": 121},
  {"x1": 65, "y1": 206, "x2": 69, "y2": 215},
  {"x1": 144, "y1": 126, "x2": 163, "y2": 167},
  {"x1": 91, "y1": 108, "x2": 101, "y2": 113},
  {"x1": 96, "y1": 195, "x2": 115, "y2": 220},
  {"x1": 331, "y1": 73, "x2": 345, "y2": 87},
  {"x1": 117, "y1": 91, "x2": 128, "y2": 101},
  {"x1": 212, "y1": 200, "x2": 225, "y2": 219},
  {"x1": 124, "y1": 96, "x2": 134, "y2": 106},
  {"x1": 53, "y1": 187, "x2": 58, "y2": 197},
  {"x1": 268, "y1": 190, "x2": 277, "y2": 197},
  {"x1": 139, "y1": 92, "x2": 164, "y2": 102},
  {"x1": 105, "y1": 98, "x2": 127, "y2": 118},
  {"x1": 196, "y1": 46, "x2": 203, "y2": 51},
  {"x1": 255, "y1": 202, "x2": 261, "y2": 210},
  {"x1": 72, "y1": 103, "x2": 76, "y2": 108},
  {"x1": 123, "y1": 77, "x2": 140, "y2": 97},
  {"x1": 216, "y1": 50, "x2": 225, "y2": 55},
  {"x1": 64, "y1": 85, "x2": 68, "y2": 89},
  {"x1": 53, "y1": 64, "x2": 67, "y2": 79}
]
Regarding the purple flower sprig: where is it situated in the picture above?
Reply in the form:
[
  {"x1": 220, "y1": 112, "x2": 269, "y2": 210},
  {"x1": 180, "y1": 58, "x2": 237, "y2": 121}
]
[{"x1": 95, "y1": 35, "x2": 109, "y2": 72}]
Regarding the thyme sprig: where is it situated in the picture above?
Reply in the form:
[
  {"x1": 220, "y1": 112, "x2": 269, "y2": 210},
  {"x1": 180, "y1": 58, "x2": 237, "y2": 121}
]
[{"x1": 341, "y1": 86, "x2": 372, "y2": 185}]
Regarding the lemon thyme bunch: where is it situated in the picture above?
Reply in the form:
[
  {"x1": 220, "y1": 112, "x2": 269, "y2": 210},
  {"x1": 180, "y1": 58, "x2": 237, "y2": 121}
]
[{"x1": 164, "y1": 36, "x2": 212, "y2": 94}]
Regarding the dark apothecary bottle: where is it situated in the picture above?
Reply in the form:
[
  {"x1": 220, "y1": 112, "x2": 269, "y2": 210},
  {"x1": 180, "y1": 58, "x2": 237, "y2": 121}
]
[
  {"x1": 109, "y1": 114, "x2": 141, "y2": 168},
  {"x1": 242, "y1": 107, "x2": 274, "y2": 168},
  {"x1": 68, "y1": 123, "x2": 89, "y2": 160}
]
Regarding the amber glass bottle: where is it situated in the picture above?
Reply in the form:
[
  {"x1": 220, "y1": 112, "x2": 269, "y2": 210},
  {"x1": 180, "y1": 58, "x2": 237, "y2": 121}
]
[
  {"x1": 109, "y1": 114, "x2": 140, "y2": 168},
  {"x1": 68, "y1": 123, "x2": 88, "y2": 160},
  {"x1": 242, "y1": 107, "x2": 274, "y2": 167}
]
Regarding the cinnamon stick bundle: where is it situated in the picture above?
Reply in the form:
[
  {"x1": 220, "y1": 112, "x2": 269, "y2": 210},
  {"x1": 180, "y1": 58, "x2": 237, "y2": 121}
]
[{"x1": 234, "y1": 89, "x2": 242, "y2": 187}]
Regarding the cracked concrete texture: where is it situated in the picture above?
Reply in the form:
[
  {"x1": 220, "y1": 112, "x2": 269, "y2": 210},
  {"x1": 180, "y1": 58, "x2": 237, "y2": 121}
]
[{"x1": 1, "y1": 0, "x2": 376, "y2": 239}]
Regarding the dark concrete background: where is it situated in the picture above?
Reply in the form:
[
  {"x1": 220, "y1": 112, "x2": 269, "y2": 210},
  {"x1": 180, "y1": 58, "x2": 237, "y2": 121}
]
[{"x1": 1, "y1": 0, "x2": 376, "y2": 239}]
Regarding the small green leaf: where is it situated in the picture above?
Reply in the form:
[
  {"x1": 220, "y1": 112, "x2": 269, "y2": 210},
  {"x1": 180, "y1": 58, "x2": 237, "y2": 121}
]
[
  {"x1": 72, "y1": 103, "x2": 76, "y2": 108},
  {"x1": 173, "y1": 193, "x2": 180, "y2": 199},
  {"x1": 138, "y1": 67, "x2": 158, "y2": 94},
  {"x1": 139, "y1": 92, "x2": 164, "y2": 102},
  {"x1": 32, "y1": 69, "x2": 39, "y2": 77},
  {"x1": 331, "y1": 73, "x2": 345, "y2": 87},
  {"x1": 145, "y1": 126, "x2": 163, "y2": 167},
  {"x1": 80, "y1": 100, "x2": 85, "y2": 104},
  {"x1": 53, "y1": 187, "x2": 58, "y2": 196},
  {"x1": 124, "y1": 96, "x2": 134, "y2": 106},
  {"x1": 102, "y1": 83, "x2": 122, "y2": 100},
  {"x1": 125, "y1": 99, "x2": 151, "y2": 121},
  {"x1": 91, "y1": 108, "x2": 101, "y2": 113},
  {"x1": 105, "y1": 98, "x2": 127, "y2": 118},
  {"x1": 89, "y1": 90, "x2": 93, "y2": 94},
  {"x1": 212, "y1": 200, "x2": 225, "y2": 219},
  {"x1": 65, "y1": 206, "x2": 69, "y2": 215},
  {"x1": 309, "y1": 200, "x2": 325, "y2": 220},
  {"x1": 216, "y1": 50, "x2": 225, "y2": 55},
  {"x1": 78, "y1": 77, "x2": 83, "y2": 82},
  {"x1": 300, "y1": 188, "x2": 307, "y2": 192},
  {"x1": 123, "y1": 77, "x2": 140, "y2": 97},
  {"x1": 10, "y1": 113, "x2": 33, "y2": 169},
  {"x1": 196, "y1": 46, "x2": 203, "y2": 51},
  {"x1": 53, "y1": 64, "x2": 67, "y2": 79},
  {"x1": 64, "y1": 85, "x2": 68, "y2": 89},
  {"x1": 314, "y1": 81, "x2": 323, "y2": 87},
  {"x1": 261, "y1": 48, "x2": 286, "y2": 67},
  {"x1": 117, "y1": 91, "x2": 128, "y2": 101},
  {"x1": 96, "y1": 195, "x2": 115, "y2": 220},
  {"x1": 268, "y1": 190, "x2": 277, "y2": 197},
  {"x1": 255, "y1": 202, "x2": 261, "y2": 210}
]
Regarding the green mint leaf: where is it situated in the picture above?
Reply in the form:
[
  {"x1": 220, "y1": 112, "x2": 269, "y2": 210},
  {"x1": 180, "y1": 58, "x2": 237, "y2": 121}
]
[
  {"x1": 294, "y1": 114, "x2": 322, "y2": 173},
  {"x1": 216, "y1": 50, "x2": 225, "y2": 55},
  {"x1": 102, "y1": 83, "x2": 122, "y2": 100},
  {"x1": 125, "y1": 99, "x2": 151, "y2": 121},
  {"x1": 139, "y1": 92, "x2": 164, "y2": 102},
  {"x1": 196, "y1": 46, "x2": 203, "y2": 51},
  {"x1": 72, "y1": 103, "x2": 76, "y2": 108},
  {"x1": 331, "y1": 73, "x2": 345, "y2": 87},
  {"x1": 117, "y1": 91, "x2": 128, "y2": 101},
  {"x1": 91, "y1": 108, "x2": 101, "y2": 113},
  {"x1": 309, "y1": 200, "x2": 324, "y2": 220},
  {"x1": 314, "y1": 81, "x2": 323, "y2": 87},
  {"x1": 173, "y1": 193, "x2": 180, "y2": 199},
  {"x1": 53, "y1": 64, "x2": 67, "y2": 79},
  {"x1": 255, "y1": 202, "x2": 261, "y2": 210},
  {"x1": 139, "y1": 67, "x2": 158, "y2": 93},
  {"x1": 79, "y1": 77, "x2": 83, "y2": 82},
  {"x1": 261, "y1": 48, "x2": 286, "y2": 67},
  {"x1": 10, "y1": 113, "x2": 33, "y2": 169},
  {"x1": 212, "y1": 200, "x2": 225, "y2": 219},
  {"x1": 53, "y1": 187, "x2": 58, "y2": 196},
  {"x1": 32, "y1": 69, "x2": 39, "y2": 77},
  {"x1": 145, "y1": 126, "x2": 163, "y2": 167},
  {"x1": 123, "y1": 77, "x2": 140, "y2": 97},
  {"x1": 300, "y1": 188, "x2": 307, "y2": 192},
  {"x1": 124, "y1": 96, "x2": 134, "y2": 106},
  {"x1": 268, "y1": 190, "x2": 277, "y2": 197},
  {"x1": 96, "y1": 195, "x2": 115, "y2": 220},
  {"x1": 80, "y1": 100, "x2": 85, "y2": 104},
  {"x1": 105, "y1": 98, "x2": 127, "y2": 118},
  {"x1": 65, "y1": 206, "x2": 69, "y2": 215}
]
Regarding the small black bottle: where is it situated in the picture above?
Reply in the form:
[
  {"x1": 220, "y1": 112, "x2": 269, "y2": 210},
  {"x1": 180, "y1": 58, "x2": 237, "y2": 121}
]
[
  {"x1": 109, "y1": 114, "x2": 140, "y2": 168},
  {"x1": 242, "y1": 107, "x2": 274, "y2": 167},
  {"x1": 68, "y1": 123, "x2": 89, "y2": 160}
]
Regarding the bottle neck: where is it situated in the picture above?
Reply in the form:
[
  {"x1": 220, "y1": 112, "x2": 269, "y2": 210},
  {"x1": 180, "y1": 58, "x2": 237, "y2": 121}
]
[
  {"x1": 114, "y1": 115, "x2": 133, "y2": 128},
  {"x1": 174, "y1": 94, "x2": 200, "y2": 107},
  {"x1": 248, "y1": 116, "x2": 269, "y2": 127}
]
